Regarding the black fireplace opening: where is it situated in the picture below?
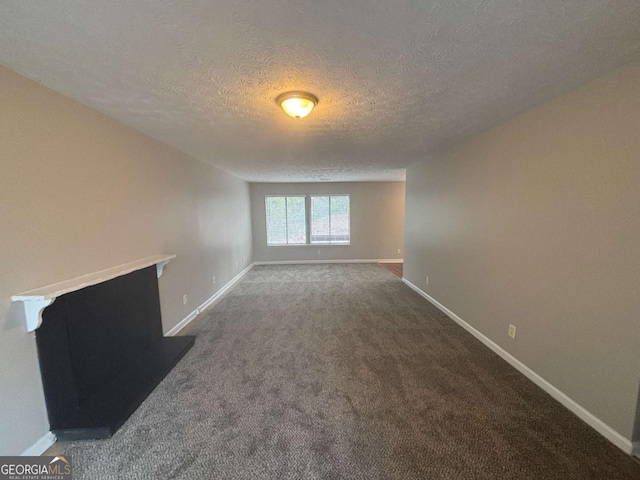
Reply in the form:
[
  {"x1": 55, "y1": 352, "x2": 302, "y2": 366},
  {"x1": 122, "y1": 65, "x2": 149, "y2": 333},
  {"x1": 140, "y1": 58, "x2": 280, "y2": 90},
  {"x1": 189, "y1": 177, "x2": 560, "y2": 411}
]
[{"x1": 36, "y1": 265, "x2": 194, "y2": 440}]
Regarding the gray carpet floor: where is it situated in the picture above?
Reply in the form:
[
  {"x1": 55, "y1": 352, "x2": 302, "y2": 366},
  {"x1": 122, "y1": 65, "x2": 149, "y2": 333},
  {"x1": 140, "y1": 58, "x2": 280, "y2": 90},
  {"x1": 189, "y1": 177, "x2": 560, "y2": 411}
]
[{"x1": 64, "y1": 264, "x2": 640, "y2": 479}]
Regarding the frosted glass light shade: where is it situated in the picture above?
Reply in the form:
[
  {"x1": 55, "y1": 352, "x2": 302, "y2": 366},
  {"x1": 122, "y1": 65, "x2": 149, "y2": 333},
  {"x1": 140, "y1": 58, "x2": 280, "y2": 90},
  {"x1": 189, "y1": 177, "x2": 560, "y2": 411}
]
[{"x1": 276, "y1": 92, "x2": 318, "y2": 119}]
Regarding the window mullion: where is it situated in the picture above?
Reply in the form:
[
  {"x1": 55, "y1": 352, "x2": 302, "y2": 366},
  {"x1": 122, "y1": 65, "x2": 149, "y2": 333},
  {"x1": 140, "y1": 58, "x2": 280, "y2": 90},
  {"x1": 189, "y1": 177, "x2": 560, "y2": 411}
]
[
  {"x1": 306, "y1": 196, "x2": 311, "y2": 245},
  {"x1": 329, "y1": 196, "x2": 332, "y2": 244},
  {"x1": 285, "y1": 196, "x2": 289, "y2": 245}
]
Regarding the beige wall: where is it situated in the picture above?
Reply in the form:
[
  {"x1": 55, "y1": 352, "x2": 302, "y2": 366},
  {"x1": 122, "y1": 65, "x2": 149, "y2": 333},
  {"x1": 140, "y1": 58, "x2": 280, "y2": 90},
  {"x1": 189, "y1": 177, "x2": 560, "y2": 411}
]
[
  {"x1": 250, "y1": 182, "x2": 405, "y2": 263},
  {"x1": 0, "y1": 66, "x2": 253, "y2": 455},
  {"x1": 404, "y1": 61, "x2": 640, "y2": 441}
]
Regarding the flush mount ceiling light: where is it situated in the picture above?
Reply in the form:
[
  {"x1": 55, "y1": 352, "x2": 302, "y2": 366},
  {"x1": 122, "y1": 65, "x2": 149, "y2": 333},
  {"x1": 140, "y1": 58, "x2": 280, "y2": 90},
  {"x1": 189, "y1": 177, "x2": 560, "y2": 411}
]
[{"x1": 276, "y1": 91, "x2": 318, "y2": 119}]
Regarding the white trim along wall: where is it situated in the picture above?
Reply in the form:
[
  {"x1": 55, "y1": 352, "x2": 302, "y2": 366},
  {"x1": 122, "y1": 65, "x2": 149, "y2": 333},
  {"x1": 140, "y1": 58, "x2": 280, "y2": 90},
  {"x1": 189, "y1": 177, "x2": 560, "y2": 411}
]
[{"x1": 402, "y1": 278, "x2": 634, "y2": 454}]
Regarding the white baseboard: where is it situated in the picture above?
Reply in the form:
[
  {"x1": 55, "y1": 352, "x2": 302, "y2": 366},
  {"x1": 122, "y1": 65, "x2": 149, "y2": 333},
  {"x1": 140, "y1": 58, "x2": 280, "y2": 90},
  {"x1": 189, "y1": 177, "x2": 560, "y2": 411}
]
[
  {"x1": 165, "y1": 263, "x2": 255, "y2": 337},
  {"x1": 401, "y1": 277, "x2": 634, "y2": 455},
  {"x1": 254, "y1": 259, "x2": 403, "y2": 265},
  {"x1": 21, "y1": 431, "x2": 56, "y2": 456}
]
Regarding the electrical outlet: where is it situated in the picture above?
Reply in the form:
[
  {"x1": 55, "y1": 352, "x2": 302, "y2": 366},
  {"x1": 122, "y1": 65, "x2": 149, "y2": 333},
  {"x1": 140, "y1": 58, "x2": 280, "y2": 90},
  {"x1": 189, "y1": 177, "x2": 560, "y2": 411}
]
[
  {"x1": 212, "y1": 275, "x2": 216, "y2": 285},
  {"x1": 396, "y1": 248, "x2": 401, "y2": 254},
  {"x1": 508, "y1": 324, "x2": 517, "y2": 339},
  {"x1": 317, "y1": 250, "x2": 321, "y2": 255},
  {"x1": 425, "y1": 276, "x2": 429, "y2": 285},
  {"x1": 235, "y1": 260, "x2": 238, "y2": 267},
  {"x1": 182, "y1": 294, "x2": 188, "y2": 305}
]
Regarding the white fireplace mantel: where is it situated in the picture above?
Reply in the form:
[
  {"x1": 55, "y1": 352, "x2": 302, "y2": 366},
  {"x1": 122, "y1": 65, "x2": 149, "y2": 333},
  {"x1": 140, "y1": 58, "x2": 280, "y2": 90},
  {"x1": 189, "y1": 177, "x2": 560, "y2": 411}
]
[{"x1": 12, "y1": 254, "x2": 176, "y2": 332}]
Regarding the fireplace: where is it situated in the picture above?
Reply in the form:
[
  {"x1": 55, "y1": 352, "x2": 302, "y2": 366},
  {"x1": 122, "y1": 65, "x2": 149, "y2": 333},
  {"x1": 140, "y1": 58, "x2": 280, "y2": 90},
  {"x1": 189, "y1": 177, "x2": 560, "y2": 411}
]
[{"x1": 12, "y1": 256, "x2": 195, "y2": 440}]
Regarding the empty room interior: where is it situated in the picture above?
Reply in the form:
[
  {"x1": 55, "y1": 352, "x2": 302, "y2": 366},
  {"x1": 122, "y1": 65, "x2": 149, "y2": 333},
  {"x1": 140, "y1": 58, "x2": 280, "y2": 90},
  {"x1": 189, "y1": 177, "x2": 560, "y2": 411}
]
[{"x1": 1, "y1": 1, "x2": 640, "y2": 479}]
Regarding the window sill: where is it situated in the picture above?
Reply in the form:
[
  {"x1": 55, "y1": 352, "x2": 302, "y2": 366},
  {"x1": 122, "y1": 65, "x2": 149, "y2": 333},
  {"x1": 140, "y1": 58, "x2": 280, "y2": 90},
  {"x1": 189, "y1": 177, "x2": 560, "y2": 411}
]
[{"x1": 267, "y1": 243, "x2": 351, "y2": 247}]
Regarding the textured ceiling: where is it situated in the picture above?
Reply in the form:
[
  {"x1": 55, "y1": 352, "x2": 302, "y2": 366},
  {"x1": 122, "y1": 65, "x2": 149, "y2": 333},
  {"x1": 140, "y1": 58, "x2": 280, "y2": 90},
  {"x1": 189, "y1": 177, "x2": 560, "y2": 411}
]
[{"x1": 1, "y1": 1, "x2": 640, "y2": 182}]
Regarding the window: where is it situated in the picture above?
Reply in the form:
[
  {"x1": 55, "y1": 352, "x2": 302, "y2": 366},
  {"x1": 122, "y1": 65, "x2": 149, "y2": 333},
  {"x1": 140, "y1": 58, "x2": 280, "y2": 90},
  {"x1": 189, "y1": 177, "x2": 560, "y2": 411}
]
[
  {"x1": 311, "y1": 195, "x2": 350, "y2": 244},
  {"x1": 265, "y1": 194, "x2": 350, "y2": 246},
  {"x1": 265, "y1": 196, "x2": 307, "y2": 245}
]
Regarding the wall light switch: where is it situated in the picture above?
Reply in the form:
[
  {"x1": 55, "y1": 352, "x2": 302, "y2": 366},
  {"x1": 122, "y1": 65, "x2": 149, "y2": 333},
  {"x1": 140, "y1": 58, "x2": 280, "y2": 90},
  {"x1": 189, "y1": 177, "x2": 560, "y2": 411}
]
[
  {"x1": 508, "y1": 324, "x2": 517, "y2": 339},
  {"x1": 182, "y1": 294, "x2": 188, "y2": 305},
  {"x1": 396, "y1": 248, "x2": 401, "y2": 254},
  {"x1": 425, "y1": 276, "x2": 429, "y2": 285}
]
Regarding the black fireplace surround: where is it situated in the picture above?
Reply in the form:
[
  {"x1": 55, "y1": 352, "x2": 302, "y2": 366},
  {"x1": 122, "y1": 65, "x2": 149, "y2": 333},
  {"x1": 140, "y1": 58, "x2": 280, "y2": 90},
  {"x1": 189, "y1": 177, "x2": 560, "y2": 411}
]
[{"x1": 36, "y1": 265, "x2": 194, "y2": 440}]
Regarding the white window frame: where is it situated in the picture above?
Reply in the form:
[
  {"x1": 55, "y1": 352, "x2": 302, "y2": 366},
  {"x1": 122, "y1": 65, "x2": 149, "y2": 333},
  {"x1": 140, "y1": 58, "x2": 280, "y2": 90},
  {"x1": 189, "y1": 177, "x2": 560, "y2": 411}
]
[
  {"x1": 265, "y1": 194, "x2": 351, "y2": 246},
  {"x1": 310, "y1": 195, "x2": 351, "y2": 245},
  {"x1": 265, "y1": 195, "x2": 308, "y2": 246}
]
